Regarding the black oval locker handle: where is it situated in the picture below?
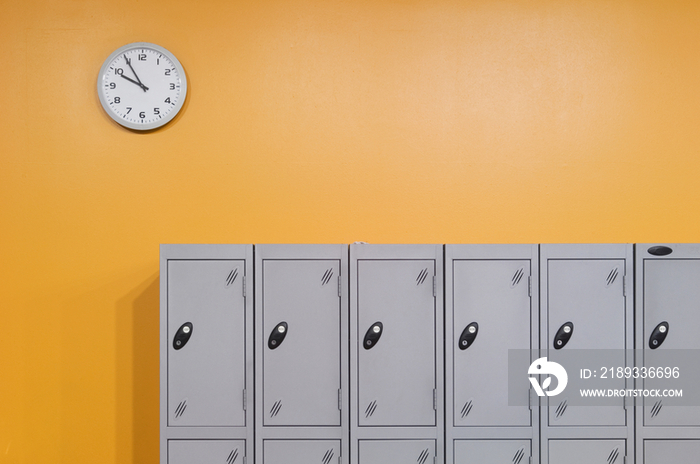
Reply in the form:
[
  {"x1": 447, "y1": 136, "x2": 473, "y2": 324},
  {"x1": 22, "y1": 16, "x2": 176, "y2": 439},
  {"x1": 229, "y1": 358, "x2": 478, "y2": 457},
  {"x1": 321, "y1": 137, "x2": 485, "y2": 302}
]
[
  {"x1": 173, "y1": 322, "x2": 193, "y2": 350},
  {"x1": 458, "y1": 322, "x2": 479, "y2": 350},
  {"x1": 648, "y1": 246, "x2": 673, "y2": 256},
  {"x1": 649, "y1": 321, "x2": 669, "y2": 349},
  {"x1": 268, "y1": 322, "x2": 288, "y2": 350},
  {"x1": 553, "y1": 322, "x2": 574, "y2": 349},
  {"x1": 363, "y1": 322, "x2": 383, "y2": 349}
]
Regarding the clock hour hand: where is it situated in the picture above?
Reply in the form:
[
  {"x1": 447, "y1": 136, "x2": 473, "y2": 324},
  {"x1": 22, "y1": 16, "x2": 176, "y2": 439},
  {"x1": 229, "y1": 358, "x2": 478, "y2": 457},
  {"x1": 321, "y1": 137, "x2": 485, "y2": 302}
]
[
  {"x1": 124, "y1": 57, "x2": 148, "y2": 91},
  {"x1": 119, "y1": 74, "x2": 149, "y2": 92}
]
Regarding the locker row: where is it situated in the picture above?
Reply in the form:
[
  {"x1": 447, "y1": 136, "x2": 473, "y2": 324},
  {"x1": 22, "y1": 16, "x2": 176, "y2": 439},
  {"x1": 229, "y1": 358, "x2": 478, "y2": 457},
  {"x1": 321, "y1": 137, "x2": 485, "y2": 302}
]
[{"x1": 160, "y1": 243, "x2": 700, "y2": 464}]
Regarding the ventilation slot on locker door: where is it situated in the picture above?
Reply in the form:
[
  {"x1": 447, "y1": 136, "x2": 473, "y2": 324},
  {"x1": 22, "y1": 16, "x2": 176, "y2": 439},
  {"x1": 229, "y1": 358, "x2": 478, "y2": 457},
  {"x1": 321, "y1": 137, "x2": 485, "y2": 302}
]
[
  {"x1": 512, "y1": 448, "x2": 526, "y2": 464},
  {"x1": 321, "y1": 268, "x2": 334, "y2": 286},
  {"x1": 227, "y1": 448, "x2": 239, "y2": 464},
  {"x1": 226, "y1": 268, "x2": 239, "y2": 286},
  {"x1": 174, "y1": 399, "x2": 188, "y2": 419},
  {"x1": 269, "y1": 400, "x2": 282, "y2": 417},
  {"x1": 651, "y1": 400, "x2": 663, "y2": 418},
  {"x1": 417, "y1": 448, "x2": 430, "y2": 464},
  {"x1": 321, "y1": 449, "x2": 335, "y2": 464},
  {"x1": 607, "y1": 448, "x2": 620, "y2": 464},
  {"x1": 606, "y1": 268, "x2": 619, "y2": 287},
  {"x1": 554, "y1": 399, "x2": 568, "y2": 419},
  {"x1": 460, "y1": 399, "x2": 474, "y2": 418},
  {"x1": 511, "y1": 268, "x2": 525, "y2": 287},
  {"x1": 365, "y1": 400, "x2": 377, "y2": 418},
  {"x1": 416, "y1": 268, "x2": 429, "y2": 285}
]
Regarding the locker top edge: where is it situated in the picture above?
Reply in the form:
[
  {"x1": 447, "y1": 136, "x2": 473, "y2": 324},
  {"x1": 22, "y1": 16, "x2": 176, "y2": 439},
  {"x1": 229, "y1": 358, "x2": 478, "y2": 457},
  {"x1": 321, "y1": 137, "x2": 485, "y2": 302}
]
[
  {"x1": 540, "y1": 243, "x2": 633, "y2": 259},
  {"x1": 160, "y1": 244, "x2": 253, "y2": 259},
  {"x1": 255, "y1": 244, "x2": 348, "y2": 260},
  {"x1": 350, "y1": 243, "x2": 443, "y2": 260},
  {"x1": 636, "y1": 243, "x2": 700, "y2": 258},
  {"x1": 445, "y1": 244, "x2": 538, "y2": 260}
]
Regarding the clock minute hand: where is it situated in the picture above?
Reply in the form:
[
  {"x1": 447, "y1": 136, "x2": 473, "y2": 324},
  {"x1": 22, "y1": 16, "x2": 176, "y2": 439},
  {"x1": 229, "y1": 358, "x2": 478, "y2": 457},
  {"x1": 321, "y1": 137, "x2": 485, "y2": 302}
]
[
  {"x1": 124, "y1": 56, "x2": 148, "y2": 91},
  {"x1": 120, "y1": 74, "x2": 149, "y2": 92}
]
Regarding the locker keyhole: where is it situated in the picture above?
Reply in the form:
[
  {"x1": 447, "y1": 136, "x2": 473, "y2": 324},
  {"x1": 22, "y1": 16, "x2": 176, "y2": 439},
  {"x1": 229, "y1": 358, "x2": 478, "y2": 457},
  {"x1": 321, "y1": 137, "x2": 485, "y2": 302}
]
[
  {"x1": 458, "y1": 322, "x2": 479, "y2": 350},
  {"x1": 173, "y1": 322, "x2": 193, "y2": 350},
  {"x1": 363, "y1": 322, "x2": 383, "y2": 349},
  {"x1": 649, "y1": 321, "x2": 669, "y2": 349},
  {"x1": 268, "y1": 322, "x2": 288, "y2": 350},
  {"x1": 553, "y1": 322, "x2": 574, "y2": 349}
]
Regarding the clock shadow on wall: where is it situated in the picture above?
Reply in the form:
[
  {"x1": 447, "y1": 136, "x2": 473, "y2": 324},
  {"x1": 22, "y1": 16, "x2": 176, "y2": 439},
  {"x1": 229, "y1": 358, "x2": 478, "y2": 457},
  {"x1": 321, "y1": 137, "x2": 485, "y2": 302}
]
[{"x1": 97, "y1": 42, "x2": 189, "y2": 134}]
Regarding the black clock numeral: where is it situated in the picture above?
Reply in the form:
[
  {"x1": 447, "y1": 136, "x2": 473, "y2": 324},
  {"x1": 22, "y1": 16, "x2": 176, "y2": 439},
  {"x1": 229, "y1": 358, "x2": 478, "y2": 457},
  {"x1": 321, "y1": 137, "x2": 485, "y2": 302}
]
[
  {"x1": 165, "y1": 97, "x2": 172, "y2": 104},
  {"x1": 169, "y1": 83, "x2": 176, "y2": 90},
  {"x1": 154, "y1": 108, "x2": 160, "y2": 115},
  {"x1": 109, "y1": 82, "x2": 116, "y2": 89},
  {"x1": 113, "y1": 97, "x2": 120, "y2": 104},
  {"x1": 139, "y1": 111, "x2": 146, "y2": 119},
  {"x1": 165, "y1": 68, "x2": 171, "y2": 76},
  {"x1": 157, "y1": 58, "x2": 160, "y2": 65},
  {"x1": 126, "y1": 107, "x2": 132, "y2": 114},
  {"x1": 138, "y1": 53, "x2": 146, "y2": 61},
  {"x1": 115, "y1": 68, "x2": 123, "y2": 75}
]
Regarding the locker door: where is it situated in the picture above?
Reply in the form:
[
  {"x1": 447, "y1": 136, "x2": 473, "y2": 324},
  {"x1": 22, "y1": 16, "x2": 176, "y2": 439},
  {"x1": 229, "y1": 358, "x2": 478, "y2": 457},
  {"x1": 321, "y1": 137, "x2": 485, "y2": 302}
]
[
  {"x1": 169, "y1": 440, "x2": 246, "y2": 464},
  {"x1": 263, "y1": 440, "x2": 341, "y2": 464},
  {"x1": 549, "y1": 440, "x2": 625, "y2": 464},
  {"x1": 546, "y1": 259, "x2": 627, "y2": 427},
  {"x1": 644, "y1": 440, "x2": 700, "y2": 464},
  {"x1": 357, "y1": 260, "x2": 436, "y2": 427},
  {"x1": 454, "y1": 440, "x2": 530, "y2": 464},
  {"x1": 359, "y1": 440, "x2": 435, "y2": 464},
  {"x1": 167, "y1": 260, "x2": 246, "y2": 427},
  {"x1": 642, "y1": 259, "x2": 700, "y2": 426},
  {"x1": 452, "y1": 259, "x2": 532, "y2": 427},
  {"x1": 262, "y1": 259, "x2": 341, "y2": 427}
]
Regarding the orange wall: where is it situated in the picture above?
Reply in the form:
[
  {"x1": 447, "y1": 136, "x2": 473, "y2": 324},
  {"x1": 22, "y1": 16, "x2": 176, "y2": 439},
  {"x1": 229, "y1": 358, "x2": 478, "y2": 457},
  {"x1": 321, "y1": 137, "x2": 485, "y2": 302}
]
[{"x1": 2, "y1": 0, "x2": 700, "y2": 462}]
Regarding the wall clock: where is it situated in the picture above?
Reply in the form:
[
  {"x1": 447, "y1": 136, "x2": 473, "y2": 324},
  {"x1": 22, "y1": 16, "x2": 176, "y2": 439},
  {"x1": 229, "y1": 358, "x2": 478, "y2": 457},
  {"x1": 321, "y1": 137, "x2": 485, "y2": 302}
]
[{"x1": 97, "y1": 42, "x2": 187, "y2": 130}]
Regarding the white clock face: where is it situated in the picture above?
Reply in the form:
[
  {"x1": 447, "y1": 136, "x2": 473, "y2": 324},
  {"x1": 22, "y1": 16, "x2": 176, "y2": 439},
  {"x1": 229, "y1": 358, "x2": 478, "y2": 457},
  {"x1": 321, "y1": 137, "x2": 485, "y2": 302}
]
[{"x1": 97, "y1": 43, "x2": 187, "y2": 130}]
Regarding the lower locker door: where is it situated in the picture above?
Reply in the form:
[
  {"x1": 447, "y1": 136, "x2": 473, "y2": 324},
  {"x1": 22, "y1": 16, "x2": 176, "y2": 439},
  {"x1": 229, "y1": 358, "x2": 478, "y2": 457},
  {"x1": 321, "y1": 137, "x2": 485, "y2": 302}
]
[
  {"x1": 549, "y1": 440, "x2": 625, "y2": 464},
  {"x1": 359, "y1": 440, "x2": 435, "y2": 464},
  {"x1": 454, "y1": 440, "x2": 530, "y2": 464},
  {"x1": 644, "y1": 440, "x2": 700, "y2": 464},
  {"x1": 168, "y1": 440, "x2": 246, "y2": 464},
  {"x1": 263, "y1": 440, "x2": 340, "y2": 464}
]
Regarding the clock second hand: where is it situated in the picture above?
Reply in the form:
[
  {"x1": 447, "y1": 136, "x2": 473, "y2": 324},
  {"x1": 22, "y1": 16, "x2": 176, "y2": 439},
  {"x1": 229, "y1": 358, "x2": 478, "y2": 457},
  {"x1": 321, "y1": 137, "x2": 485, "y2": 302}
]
[{"x1": 124, "y1": 56, "x2": 148, "y2": 92}]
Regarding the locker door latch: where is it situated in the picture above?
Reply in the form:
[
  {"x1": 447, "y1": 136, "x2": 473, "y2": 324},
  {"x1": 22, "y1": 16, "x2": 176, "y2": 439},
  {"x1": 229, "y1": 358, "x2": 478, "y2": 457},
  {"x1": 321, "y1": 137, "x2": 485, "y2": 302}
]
[
  {"x1": 173, "y1": 322, "x2": 193, "y2": 350},
  {"x1": 553, "y1": 322, "x2": 573, "y2": 349},
  {"x1": 363, "y1": 322, "x2": 383, "y2": 349},
  {"x1": 268, "y1": 322, "x2": 288, "y2": 349},
  {"x1": 649, "y1": 321, "x2": 669, "y2": 349},
  {"x1": 458, "y1": 322, "x2": 479, "y2": 350}
]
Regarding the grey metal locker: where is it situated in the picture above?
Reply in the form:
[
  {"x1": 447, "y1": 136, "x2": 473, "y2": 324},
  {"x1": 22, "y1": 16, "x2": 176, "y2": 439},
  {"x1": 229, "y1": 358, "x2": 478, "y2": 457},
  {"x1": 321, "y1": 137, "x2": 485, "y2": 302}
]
[
  {"x1": 263, "y1": 440, "x2": 341, "y2": 464},
  {"x1": 161, "y1": 245, "x2": 254, "y2": 464},
  {"x1": 640, "y1": 252, "x2": 700, "y2": 426},
  {"x1": 546, "y1": 257, "x2": 628, "y2": 427},
  {"x1": 260, "y1": 259, "x2": 341, "y2": 426},
  {"x1": 168, "y1": 440, "x2": 246, "y2": 464},
  {"x1": 350, "y1": 244, "x2": 443, "y2": 464},
  {"x1": 445, "y1": 245, "x2": 539, "y2": 464},
  {"x1": 255, "y1": 245, "x2": 348, "y2": 464},
  {"x1": 356, "y1": 258, "x2": 436, "y2": 426},
  {"x1": 358, "y1": 440, "x2": 435, "y2": 464},
  {"x1": 635, "y1": 245, "x2": 700, "y2": 464},
  {"x1": 167, "y1": 258, "x2": 247, "y2": 427},
  {"x1": 549, "y1": 439, "x2": 626, "y2": 464},
  {"x1": 643, "y1": 440, "x2": 700, "y2": 464},
  {"x1": 540, "y1": 245, "x2": 633, "y2": 464},
  {"x1": 454, "y1": 440, "x2": 531, "y2": 464}
]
